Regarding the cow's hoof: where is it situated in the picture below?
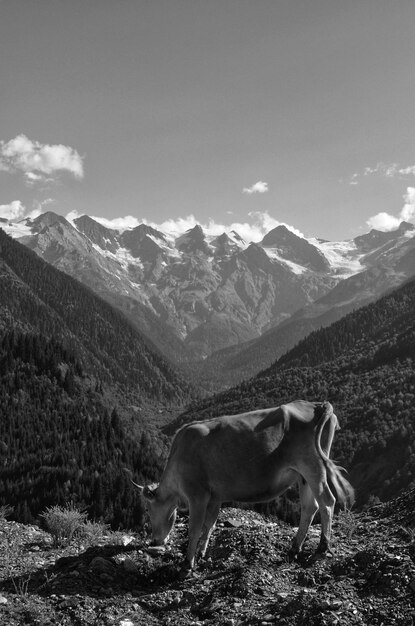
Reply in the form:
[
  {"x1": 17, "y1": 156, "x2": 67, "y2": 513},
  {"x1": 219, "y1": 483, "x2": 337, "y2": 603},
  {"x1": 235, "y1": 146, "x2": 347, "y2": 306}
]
[
  {"x1": 287, "y1": 547, "x2": 300, "y2": 562},
  {"x1": 178, "y1": 564, "x2": 198, "y2": 579},
  {"x1": 313, "y1": 548, "x2": 333, "y2": 560}
]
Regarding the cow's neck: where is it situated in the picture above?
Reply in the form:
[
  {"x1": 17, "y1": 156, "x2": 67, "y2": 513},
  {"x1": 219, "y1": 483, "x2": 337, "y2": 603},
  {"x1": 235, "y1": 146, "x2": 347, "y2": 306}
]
[{"x1": 158, "y1": 475, "x2": 181, "y2": 507}]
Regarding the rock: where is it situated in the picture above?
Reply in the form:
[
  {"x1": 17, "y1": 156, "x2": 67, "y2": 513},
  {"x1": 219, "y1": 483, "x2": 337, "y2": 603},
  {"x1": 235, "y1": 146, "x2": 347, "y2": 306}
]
[
  {"x1": 223, "y1": 518, "x2": 242, "y2": 528},
  {"x1": 0, "y1": 595, "x2": 8, "y2": 604},
  {"x1": 121, "y1": 535, "x2": 134, "y2": 547},
  {"x1": 330, "y1": 599, "x2": 343, "y2": 609},
  {"x1": 89, "y1": 556, "x2": 115, "y2": 575}
]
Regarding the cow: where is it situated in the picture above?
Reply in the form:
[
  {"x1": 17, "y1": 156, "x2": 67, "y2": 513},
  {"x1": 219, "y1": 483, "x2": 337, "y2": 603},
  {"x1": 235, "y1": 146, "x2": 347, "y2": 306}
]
[{"x1": 133, "y1": 400, "x2": 354, "y2": 570}]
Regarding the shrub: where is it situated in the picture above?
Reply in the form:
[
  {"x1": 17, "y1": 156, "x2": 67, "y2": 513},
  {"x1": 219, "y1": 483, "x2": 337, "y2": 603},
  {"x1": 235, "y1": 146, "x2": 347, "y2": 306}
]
[
  {"x1": 40, "y1": 503, "x2": 87, "y2": 546},
  {"x1": 0, "y1": 504, "x2": 14, "y2": 520},
  {"x1": 336, "y1": 507, "x2": 357, "y2": 541},
  {"x1": 79, "y1": 520, "x2": 111, "y2": 546}
]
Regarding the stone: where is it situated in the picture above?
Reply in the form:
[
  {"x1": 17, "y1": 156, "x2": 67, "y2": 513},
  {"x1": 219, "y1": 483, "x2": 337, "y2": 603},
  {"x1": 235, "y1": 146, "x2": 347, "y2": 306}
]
[
  {"x1": 89, "y1": 556, "x2": 115, "y2": 575},
  {"x1": 121, "y1": 535, "x2": 134, "y2": 547},
  {"x1": 223, "y1": 518, "x2": 242, "y2": 528}
]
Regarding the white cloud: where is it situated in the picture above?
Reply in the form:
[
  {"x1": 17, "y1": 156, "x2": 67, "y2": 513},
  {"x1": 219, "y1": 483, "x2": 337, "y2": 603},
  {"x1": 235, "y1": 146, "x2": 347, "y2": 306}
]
[
  {"x1": 247, "y1": 211, "x2": 304, "y2": 238},
  {"x1": 0, "y1": 198, "x2": 57, "y2": 222},
  {"x1": 396, "y1": 165, "x2": 415, "y2": 176},
  {"x1": 366, "y1": 186, "x2": 415, "y2": 231},
  {"x1": 0, "y1": 134, "x2": 84, "y2": 184},
  {"x1": 66, "y1": 210, "x2": 143, "y2": 232},
  {"x1": 366, "y1": 212, "x2": 401, "y2": 231},
  {"x1": 242, "y1": 181, "x2": 269, "y2": 194},
  {"x1": 0, "y1": 200, "x2": 26, "y2": 221},
  {"x1": 354, "y1": 162, "x2": 415, "y2": 181},
  {"x1": 88, "y1": 214, "x2": 142, "y2": 232},
  {"x1": 83, "y1": 210, "x2": 303, "y2": 243},
  {"x1": 400, "y1": 187, "x2": 415, "y2": 222}
]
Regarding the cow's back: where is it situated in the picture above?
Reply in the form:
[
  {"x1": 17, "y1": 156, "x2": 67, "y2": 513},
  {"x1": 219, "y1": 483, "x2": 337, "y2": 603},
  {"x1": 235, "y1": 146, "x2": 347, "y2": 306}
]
[{"x1": 166, "y1": 407, "x2": 306, "y2": 502}]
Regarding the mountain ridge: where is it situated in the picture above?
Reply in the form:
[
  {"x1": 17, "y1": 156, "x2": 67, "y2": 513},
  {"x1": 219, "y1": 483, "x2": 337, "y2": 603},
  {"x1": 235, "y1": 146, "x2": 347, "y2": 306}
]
[
  {"x1": 3, "y1": 212, "x2": 415, "y2": 382},
  {"x1": 0, "y1": 227, "x2": 192, "y2": 405}
]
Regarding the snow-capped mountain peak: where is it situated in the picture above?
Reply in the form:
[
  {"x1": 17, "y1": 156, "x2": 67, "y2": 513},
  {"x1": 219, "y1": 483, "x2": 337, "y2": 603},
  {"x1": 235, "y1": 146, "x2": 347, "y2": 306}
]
[{"x1": 2, "y1": 212, "x2": 414, "y2": 360}]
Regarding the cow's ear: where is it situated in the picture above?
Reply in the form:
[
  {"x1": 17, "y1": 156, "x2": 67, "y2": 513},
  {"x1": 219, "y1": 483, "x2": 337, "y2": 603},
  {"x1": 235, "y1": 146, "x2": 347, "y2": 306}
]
[
  {"x1": 130, "y1": 480, "x2": 144, "y2": 494},
  {"x1": 143, "y1": 485, "x2": 158, "y2": 501}
]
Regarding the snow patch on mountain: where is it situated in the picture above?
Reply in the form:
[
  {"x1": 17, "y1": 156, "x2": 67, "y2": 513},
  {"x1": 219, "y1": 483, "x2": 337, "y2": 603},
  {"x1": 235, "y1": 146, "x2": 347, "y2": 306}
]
[
  {"x1": 146, "y1": 233, "x2": 181, "y2": 258},
  {"x1": 263, "y1": 247, "x2": 307, "y2": 275},
  {"x1": 1, "y1": 219, "x2": 32, "y2": 239},
  {"x1": 91, "y1": 243, "x2": 144, "y2": 273},
  {"x1": 309, "y1": 238, "x2": 363, "y2": 277}
]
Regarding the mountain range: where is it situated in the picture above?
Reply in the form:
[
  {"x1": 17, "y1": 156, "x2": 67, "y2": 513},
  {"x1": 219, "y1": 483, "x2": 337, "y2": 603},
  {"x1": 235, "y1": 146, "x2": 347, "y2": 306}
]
[{"x1": 2, "y1": 212, "x2": 415, "y2": 386}]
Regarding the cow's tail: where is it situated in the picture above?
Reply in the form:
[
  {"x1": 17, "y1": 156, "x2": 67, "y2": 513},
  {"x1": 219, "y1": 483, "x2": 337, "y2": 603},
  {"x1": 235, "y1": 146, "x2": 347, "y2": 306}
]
[{"x1": 315, "y1": 402, "x2": 355, "y2": 509}]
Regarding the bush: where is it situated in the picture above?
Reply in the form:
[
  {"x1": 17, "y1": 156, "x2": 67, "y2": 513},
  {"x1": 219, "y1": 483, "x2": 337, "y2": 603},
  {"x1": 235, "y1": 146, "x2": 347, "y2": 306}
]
[
  {"x1": 0, "y1": 504, "x2": 14, "y2": 520},
  {"x1": 40, "y1": 503, "x2": 87, "y2": 547},
  {"x1": 78, "y1": 520, "x2": 111, "y2": 546},
  {"x1": 336, "y1": 507, "x2": 357, "y2": 541}
]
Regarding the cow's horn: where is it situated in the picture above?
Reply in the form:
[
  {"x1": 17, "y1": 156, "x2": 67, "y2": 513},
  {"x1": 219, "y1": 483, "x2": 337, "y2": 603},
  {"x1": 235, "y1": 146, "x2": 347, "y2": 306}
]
[{"x1": 130, "y1": 480, "x2": 144, "y2": 494}]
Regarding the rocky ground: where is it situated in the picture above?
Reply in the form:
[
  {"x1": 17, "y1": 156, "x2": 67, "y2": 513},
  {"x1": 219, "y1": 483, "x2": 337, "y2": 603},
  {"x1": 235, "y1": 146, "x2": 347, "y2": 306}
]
[{"x1": 1, "y1": 492, "x2": 415, "y2": 626}]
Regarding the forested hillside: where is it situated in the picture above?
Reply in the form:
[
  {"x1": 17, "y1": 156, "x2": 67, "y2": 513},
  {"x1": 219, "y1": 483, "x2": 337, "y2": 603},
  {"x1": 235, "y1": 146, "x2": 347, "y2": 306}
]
[
  {"x1": 0, "y1": 229, "x2": 194, "y2": 527},
  {"x1": 173, "y1": 278, "x2": 415, "y2": 510},
  {"x1": 0, "y1": 228, "x2": 191, "y2": 404},
  {"x1": 0, "y1": 329, "x2": 168, "y2": 527}
]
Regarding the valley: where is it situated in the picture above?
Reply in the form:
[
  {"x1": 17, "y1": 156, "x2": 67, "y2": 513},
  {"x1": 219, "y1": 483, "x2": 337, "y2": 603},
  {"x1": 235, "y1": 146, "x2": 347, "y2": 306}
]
[{"x1": 1, "y1": 216, "x2": 414, "y2": 525}]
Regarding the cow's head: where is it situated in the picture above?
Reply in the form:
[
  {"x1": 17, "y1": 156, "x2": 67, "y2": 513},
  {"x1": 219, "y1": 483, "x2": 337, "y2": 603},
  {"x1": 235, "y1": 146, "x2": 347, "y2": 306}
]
[{"x1": 133, "y1": 482, "x2": 177, "y2": 547}]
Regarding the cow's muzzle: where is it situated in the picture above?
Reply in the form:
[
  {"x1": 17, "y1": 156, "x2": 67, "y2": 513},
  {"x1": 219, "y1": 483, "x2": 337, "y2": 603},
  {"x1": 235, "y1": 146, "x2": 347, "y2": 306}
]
[{"x1": 150, "y1": 538, "x2": 167, "y2": 547}]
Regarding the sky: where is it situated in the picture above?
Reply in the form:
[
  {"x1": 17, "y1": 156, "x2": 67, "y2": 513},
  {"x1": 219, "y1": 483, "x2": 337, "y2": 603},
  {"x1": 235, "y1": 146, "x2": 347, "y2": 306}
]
[{"x1": 1, "y1": 0, "x2": 415, "y2": 241}]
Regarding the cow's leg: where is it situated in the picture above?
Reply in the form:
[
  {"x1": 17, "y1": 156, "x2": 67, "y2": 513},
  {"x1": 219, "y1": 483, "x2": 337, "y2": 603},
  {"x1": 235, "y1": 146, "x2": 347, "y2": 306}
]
[
  {"x1": 289, "y1": 478, "x2": 318, "y2": 558},
  {"x1": 199, "y1": 499, "x2": 220, "y2": 559},
  {"x1": 314, "y1": 481, "x2": 336, "y2": 555},
  {"x1": 298, "y1": 463, "x2": 336, "y2": 556},
  {"x1": 185, "y1": 493, "x2": 210, "y2": 570},
  {"x1": 310, "y1": 481, "x2": 335, "y2": 554}
]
